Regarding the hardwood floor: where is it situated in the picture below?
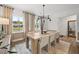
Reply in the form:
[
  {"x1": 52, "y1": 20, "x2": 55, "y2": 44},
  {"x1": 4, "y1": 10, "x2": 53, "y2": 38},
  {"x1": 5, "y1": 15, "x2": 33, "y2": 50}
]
[
  {"x1": 61, "y1": 36, "x2": 76, "y2": 43},
  {"x1": 49, "y1": 36, "x2": 78, "y2": 54},
  {"x1": 43, "y1": 36, "x2": 76, "y2": 54},
  {"x1": 49, "y1": 40, "x2": 70, "y2": 54}
]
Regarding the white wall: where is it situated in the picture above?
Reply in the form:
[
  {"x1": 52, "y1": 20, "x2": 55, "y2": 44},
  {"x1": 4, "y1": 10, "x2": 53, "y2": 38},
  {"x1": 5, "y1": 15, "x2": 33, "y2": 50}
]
[
  {"x1": 47, "y1": 17, "x2": 58, "y2": 31},
  {"x1": 0, "y1": 6, "x2": 3, "y2": 17},
  {"x1": 55, "y1": 15, "x2": 77, "y2": 36},
  {"x1": 47, "y1": 15, "x2": 77, "y2": 36},
  {"x1": 13, "y1": 8, "x2": 23, "y2": 17},
  {"x1": 57, "y1": 17, "x2": 67, "y2": 35}
]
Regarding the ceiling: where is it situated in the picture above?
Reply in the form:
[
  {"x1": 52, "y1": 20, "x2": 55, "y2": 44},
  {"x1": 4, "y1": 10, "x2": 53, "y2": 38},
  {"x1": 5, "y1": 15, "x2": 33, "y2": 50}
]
[{"x1": 7, "y1": 4, "x2": 79, "y2": 18}]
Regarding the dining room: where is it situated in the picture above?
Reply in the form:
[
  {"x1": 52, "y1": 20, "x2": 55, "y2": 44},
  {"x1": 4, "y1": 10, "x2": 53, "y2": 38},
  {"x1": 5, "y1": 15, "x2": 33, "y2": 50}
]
[{"x1": 0, "y1": 4, "x2": 79, "y2": 54}]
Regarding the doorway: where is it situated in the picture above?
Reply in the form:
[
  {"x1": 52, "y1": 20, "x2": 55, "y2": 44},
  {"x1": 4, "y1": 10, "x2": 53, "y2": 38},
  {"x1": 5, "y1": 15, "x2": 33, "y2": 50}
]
[{"x1": 68, "y1": 20, "x2": 76, "y2": 38}]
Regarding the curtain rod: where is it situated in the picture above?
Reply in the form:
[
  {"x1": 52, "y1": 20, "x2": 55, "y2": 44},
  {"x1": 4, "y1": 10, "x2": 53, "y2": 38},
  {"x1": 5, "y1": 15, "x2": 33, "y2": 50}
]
[
  {"x1": 23, "y1": 11, "x2": 35, "y2": 16},
  {"x1": 0, "y1": 4, "x2": 14, "y2": 10}
]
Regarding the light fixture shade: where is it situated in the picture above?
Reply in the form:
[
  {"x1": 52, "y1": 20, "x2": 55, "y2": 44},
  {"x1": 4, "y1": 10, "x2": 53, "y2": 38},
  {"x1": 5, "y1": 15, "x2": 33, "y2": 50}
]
[{"x1": 0, "y1": 17, "x2": 9, "y2": 25}]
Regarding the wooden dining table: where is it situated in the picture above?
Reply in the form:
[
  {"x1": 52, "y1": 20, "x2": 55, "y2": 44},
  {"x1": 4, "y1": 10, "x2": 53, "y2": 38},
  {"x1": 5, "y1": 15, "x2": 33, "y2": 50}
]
[{"x1": 26, "y1": 31, "x2": 56, "y2": 54}]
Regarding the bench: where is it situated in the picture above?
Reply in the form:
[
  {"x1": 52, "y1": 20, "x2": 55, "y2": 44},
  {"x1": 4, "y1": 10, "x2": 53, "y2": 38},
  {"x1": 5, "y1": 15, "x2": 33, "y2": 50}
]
[{"x1": 12, "y1": 32, "x2": 25, "y2": 46}]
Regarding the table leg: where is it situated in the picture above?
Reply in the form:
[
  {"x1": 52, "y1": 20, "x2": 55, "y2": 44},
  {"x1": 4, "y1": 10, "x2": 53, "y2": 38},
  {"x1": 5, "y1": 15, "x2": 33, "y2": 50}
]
[
  {"x1": 26, "y1": 37, "x2": 29, "y2": 49},
  {"x1": 31, "y1": 39, "x2": 38, "y2": 54},
  {"x1": 48, "y1": 36, "x2": 51, "y2": 53},
  {"x1": 37, "y1": 39, "x2": 41, "y2": 54}
]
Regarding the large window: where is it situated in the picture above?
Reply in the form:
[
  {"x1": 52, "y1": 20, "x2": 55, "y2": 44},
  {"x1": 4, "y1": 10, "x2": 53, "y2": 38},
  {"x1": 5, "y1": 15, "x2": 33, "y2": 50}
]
[
  {"x1": 12, "y1": 16, "x2": 24, "y2": 33},
  {"x1": 35, "y1": 16, "x2": 41, "y2": 32}
]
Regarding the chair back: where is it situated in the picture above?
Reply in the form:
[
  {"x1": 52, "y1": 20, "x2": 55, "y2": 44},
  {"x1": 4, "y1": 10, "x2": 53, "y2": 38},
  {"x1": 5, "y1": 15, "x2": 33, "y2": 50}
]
[
  {"x1": 40, "y1": 36, "x2": 49, "y2": 48},
  {"x1": 0, "y1": 35, "x2": 11, "y2": 51}
]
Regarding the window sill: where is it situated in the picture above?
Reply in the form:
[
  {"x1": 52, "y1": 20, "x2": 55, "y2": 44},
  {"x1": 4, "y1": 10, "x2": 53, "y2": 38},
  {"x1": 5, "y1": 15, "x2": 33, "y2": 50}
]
[{"x1": 12, "y1": 31, "x2": 24, "y2": 34}]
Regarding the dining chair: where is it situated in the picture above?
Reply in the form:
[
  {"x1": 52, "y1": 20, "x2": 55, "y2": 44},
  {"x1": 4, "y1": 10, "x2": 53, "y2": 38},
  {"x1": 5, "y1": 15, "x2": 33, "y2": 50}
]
[
  {"x1": 48, "y1": 30, "x2": 60, "y2": 46},
  {"x1": 39, "y1": 36, "x2": 49, "y2": 54},
  {"x1": 0, "y1": 35, "x2": 17, "y2": 54},
  {"x1": 0, "y1": 35, "x2": 11, "y2": 54}
]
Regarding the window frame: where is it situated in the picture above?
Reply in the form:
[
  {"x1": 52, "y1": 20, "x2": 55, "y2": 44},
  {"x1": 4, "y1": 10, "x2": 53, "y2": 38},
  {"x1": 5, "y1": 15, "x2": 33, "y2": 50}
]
[{"x1": 12, "y1": 15, "x2": 24, "y2": 33}]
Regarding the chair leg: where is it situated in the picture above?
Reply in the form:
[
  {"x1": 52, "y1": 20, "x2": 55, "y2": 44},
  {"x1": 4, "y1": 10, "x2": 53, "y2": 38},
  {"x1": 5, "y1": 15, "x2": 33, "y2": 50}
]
[
  {"x1": 26, "y1": 37, "x2": 29, "y2": 49},
  {"x1": 39, "y1": 47, "x2": 42, "y2": 54},
  {"x1": 53, "y1": 40, "x2": 56, "y2": 54}
]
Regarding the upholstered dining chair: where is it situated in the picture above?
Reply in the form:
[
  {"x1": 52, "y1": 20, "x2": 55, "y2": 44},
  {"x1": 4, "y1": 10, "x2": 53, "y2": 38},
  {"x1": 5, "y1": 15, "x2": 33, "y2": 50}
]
[
  {"x1": 39, "y1": 35, "x2": 49, "y2": 54},
  {"x1": 0, "y1": 35, "x2": 11, "y2": 54},
  {"x1": 39, "y1": 31, "x2": 60, "y2": 54},
  {"x1": 48, "y1": 30, "x2": 60, "y2": 46},
  {"x1": 47, "y1": 31, "x2": 60, "y2": 53},
  {"x1": 0, "y1": 35, "x2": 17, "y2": 54}
]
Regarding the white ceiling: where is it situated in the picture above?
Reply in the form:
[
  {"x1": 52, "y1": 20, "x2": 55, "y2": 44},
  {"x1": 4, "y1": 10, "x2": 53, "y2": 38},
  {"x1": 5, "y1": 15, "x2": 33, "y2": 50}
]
[{"x1": 7, "y1": 4, "x2": 79, "y2": 18}]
